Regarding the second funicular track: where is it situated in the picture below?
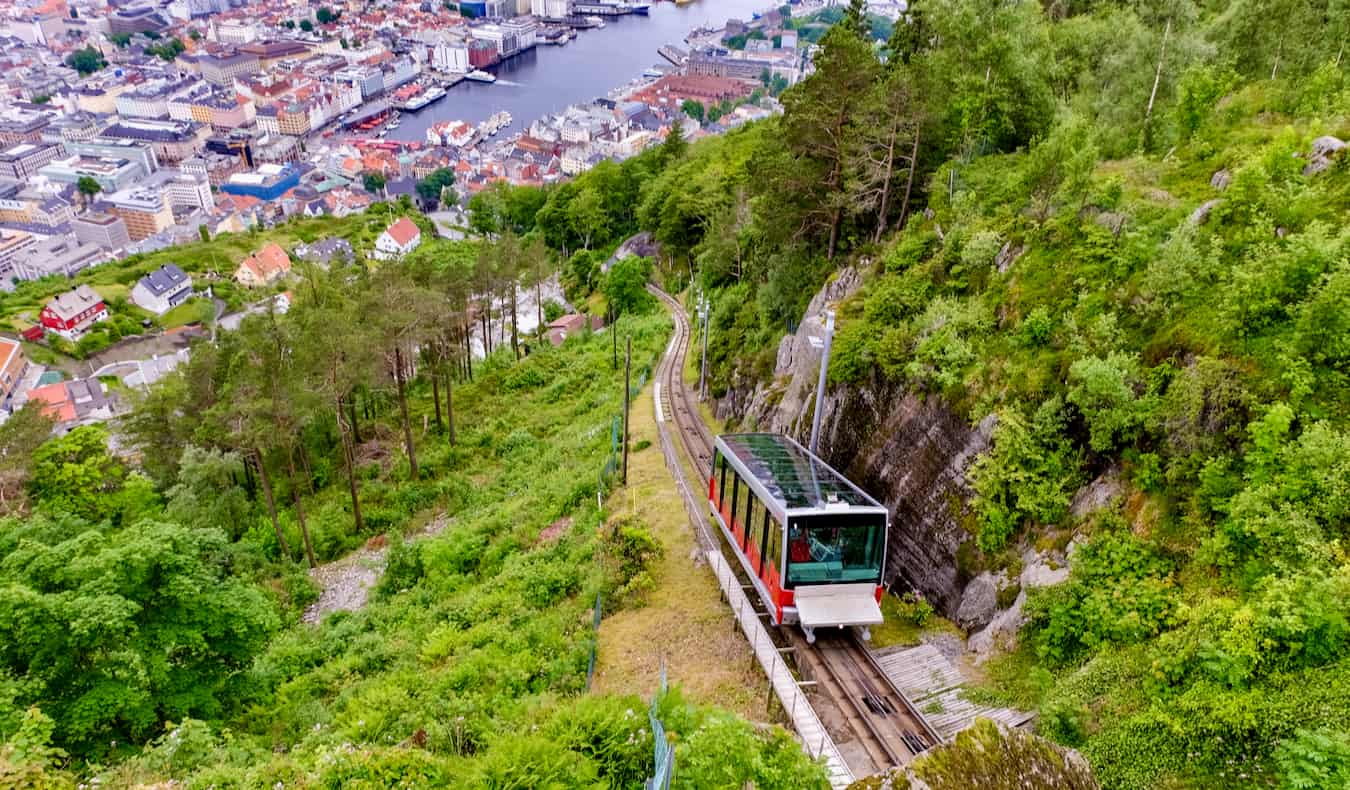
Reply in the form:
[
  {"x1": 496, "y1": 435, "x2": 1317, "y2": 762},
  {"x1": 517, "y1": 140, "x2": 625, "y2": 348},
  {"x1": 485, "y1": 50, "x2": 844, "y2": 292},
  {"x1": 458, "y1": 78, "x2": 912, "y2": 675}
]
[{"x1": 646, "y1": 285, "x2": 940, "y2": 778}]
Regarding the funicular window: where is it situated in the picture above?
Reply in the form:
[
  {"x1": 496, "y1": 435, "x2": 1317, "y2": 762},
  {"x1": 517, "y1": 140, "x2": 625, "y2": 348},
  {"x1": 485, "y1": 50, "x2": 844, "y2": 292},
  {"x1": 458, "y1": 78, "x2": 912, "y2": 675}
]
[
  {"x1": 765, "y1": 515, "x2": 783, "y2": 578},
  {"x1": 785, "y1": 515, "x2": 885, "y2": 586},
  {"x1": 746, "y1": 492, "x2": 766, "y2": 570},
  {"x1": 729, "y1": 468, "x2": 740, "y2": 526},
  {"x1": 714, "y1": 452, "x2": 728, "y2": 509}
]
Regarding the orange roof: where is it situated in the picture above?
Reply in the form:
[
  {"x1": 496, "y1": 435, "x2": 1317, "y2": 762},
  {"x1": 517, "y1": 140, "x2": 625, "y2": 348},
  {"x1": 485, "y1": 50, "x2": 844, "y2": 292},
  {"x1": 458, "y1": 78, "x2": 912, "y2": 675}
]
[
  {"x1": 384, "y1": 217, "x2": 420, "y2": 247},
  {"x1": 239, "y1": 242, "x2": 292, "y2": 280},
  {"x1": 27, "y1": 382, "x2": 75, "y2": 422}
]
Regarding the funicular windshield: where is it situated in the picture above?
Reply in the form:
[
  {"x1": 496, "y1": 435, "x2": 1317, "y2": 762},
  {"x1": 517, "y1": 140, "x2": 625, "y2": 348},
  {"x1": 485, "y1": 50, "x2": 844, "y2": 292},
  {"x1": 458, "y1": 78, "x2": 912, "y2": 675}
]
[{"x1": 786, "y1": 516, "x2": 884, "y2": 585}]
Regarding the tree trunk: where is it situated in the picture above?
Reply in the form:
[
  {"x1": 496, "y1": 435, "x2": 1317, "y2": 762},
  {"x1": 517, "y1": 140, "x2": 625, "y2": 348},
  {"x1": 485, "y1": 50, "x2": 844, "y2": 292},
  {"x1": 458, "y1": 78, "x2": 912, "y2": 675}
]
[
  {"x1": 254, "y1": 449, "x2": 291, "y2": 560},
  {"x1": 873, "y1": 115, "x2": 901, "y2": 243},
  {"x1": 463, "y1": 320, "x2": 474, "y2": 381},
  {"x1": 286, "y1": 449, "x2": 318, "y2": 568},
  {"x1": 393, "y1": 345, "x2": 418, "y2": 479},
  {"x1": 510, "y1": 282, "x2": 519, "y2": 360},
  {"x1": 298, "y1": 442, "x2": 315, "y2": 495},
  {"x1": 335, "y1": 394, "x2": 365, "y2": 533},
  {"x1": 431, "y1": 365, "x2": 444, "y2": 431},
  {"x1": 896, "y1": 127, "x2": 921, "y2": 238},
  {"x1": 1145, "y1": 18, "x2": 1172, "y2": 126},
  {"x1": 347, "y1": 393, "x2": 362, "y2": 445},
  {"x1": 444, "y1": 368, "x2": 457, "y2": 446},
  {"x1": 535, "y1": 279, "x2": 543, "y2": 334}
]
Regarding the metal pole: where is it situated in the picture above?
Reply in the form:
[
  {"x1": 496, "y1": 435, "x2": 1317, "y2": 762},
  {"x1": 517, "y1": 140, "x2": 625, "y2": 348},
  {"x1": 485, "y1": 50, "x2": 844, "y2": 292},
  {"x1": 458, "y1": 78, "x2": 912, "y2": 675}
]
[
  {"x1": 699, "y1": 300, "x2": 709, "y2": 401},
  {"x1": 622, "y1": 335, "x2": 631, "y2": 485},
  {"x1": 808, "y1": 310, "x2": 835, "y2": 456}
]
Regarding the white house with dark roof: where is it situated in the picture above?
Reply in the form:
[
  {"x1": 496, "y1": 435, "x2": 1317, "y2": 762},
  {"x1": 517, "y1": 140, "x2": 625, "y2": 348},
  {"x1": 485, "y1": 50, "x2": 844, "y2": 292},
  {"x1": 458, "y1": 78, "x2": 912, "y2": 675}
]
[{"x1": 131, "y1": 263, "x2": 193, "y2": 316}]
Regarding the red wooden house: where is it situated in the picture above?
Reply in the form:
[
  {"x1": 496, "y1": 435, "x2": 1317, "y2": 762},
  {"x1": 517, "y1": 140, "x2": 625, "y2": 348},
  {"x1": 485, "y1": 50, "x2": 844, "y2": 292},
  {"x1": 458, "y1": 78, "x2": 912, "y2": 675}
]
[{"x1": 39, "y1": 285, "x2": 108, "y2": 341}]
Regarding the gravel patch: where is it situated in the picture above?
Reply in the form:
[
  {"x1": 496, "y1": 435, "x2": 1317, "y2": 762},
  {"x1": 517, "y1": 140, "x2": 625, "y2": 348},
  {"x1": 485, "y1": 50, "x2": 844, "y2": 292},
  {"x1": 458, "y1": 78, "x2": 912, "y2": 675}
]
[{"x1": 301, "y1": 512, "x2": 453, "y2": 624}]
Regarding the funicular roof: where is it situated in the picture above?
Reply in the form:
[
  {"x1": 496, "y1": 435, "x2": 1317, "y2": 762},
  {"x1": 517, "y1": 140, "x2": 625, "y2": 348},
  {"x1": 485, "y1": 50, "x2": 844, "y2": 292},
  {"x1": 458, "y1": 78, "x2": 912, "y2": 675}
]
[{"x1": 718, "y1": 433, "x2": 885, "y2": 515}]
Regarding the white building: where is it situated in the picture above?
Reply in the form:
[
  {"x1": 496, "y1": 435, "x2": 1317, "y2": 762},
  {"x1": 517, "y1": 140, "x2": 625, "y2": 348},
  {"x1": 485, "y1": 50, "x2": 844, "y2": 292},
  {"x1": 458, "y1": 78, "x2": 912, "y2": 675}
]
[
  {"x1": 130, "y1": 263, "x2": 193, "y2": 316},
  {"x1": 373, "y1": 217, "x2": 422, "y2": 260},
  {"x1": 212, "y1": 19, "x2": 257, "y2": 44},
  {"x1": 432, "y1": 39, "x2": 470, "y2": 73},
  {"x1": 164, "y1": 173, "x2": 214, "y2": 211},
  {"x1": 530, "y1": 0, "x2": 569, "y2": 18}
]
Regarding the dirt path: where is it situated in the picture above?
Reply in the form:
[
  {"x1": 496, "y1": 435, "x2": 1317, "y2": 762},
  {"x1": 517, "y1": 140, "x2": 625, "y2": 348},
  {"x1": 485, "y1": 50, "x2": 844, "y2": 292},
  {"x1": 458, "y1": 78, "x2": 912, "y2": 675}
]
[{"x1": 301, "y1": 512, "x2": 450, "y2": 624}]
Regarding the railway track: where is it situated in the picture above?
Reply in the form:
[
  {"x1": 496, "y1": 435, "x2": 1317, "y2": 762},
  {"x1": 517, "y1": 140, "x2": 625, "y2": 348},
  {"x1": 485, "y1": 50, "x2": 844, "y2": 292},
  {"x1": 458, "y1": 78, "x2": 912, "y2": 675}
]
[{"x1": 646, "y1": 284, "x2": 940, "y2": 778}]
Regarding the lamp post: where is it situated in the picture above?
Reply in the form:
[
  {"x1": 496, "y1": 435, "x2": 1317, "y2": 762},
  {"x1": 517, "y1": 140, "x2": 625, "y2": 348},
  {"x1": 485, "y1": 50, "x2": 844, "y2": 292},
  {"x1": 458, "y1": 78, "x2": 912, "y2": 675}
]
[{"x1": 807, "y1": 310, "x2": 835, "y2": 457}]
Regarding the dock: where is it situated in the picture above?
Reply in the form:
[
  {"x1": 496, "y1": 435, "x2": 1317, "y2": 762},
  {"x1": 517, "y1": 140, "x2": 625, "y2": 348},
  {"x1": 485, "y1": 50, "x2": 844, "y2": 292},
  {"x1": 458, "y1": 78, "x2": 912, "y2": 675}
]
[{"x1": 657, "y1": 43, "x2": 688, "y2": 66}]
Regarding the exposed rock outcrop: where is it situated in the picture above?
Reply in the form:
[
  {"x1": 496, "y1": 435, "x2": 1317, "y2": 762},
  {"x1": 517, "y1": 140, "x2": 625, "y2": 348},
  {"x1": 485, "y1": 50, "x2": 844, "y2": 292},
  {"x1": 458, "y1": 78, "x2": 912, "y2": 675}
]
[
  {"x1": 1303, "y1": 136, "x2": 1346, "y2": 176},
  {"x1": 721, "y1": 266, "x2": 993, "y2": 615}
]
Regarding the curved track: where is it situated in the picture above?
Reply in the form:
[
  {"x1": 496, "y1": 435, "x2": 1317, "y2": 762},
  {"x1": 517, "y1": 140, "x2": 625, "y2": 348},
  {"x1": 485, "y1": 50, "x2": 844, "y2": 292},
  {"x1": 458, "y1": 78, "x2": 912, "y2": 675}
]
[{"x1": 647, "y1": 284, "x2": 939, "y2": 777}]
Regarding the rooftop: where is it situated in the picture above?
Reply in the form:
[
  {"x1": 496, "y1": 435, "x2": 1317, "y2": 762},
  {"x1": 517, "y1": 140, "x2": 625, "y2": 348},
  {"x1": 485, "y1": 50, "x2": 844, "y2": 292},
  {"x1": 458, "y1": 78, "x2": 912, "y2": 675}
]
[{"x1": 718, "y1": 433, "x2": 885, "y2": 514}]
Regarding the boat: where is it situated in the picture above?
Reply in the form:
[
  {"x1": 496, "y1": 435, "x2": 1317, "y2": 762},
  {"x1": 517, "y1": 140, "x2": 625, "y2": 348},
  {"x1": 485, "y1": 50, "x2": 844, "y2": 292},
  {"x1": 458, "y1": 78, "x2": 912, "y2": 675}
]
[
  {"x1": 465, "y1": 70, "x2": 496, "y2": 83},
  {"x1": 386, "y1": 119, "x2": 401, "y2": 130},
  {"x1": 587, "y1": 15, "x2": 605, "y2": 26},
  {"x1": 629, "y1": 2, "x2": 650, "y2": 13}
]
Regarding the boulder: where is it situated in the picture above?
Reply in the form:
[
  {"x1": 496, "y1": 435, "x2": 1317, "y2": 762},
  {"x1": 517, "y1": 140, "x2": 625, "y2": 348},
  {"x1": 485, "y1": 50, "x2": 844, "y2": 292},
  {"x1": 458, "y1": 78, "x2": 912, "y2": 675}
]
[
  {"x1": 1304, "y1": 136, "x2": 1346, "y2": 176},
  {"x1": 995, "y1": 242, "x2": 1025, "y2": 273},
  {"x1": 1188, "y1": 198, "x2": 1223, "y2": 226},
  {"x1": 1021, "y1": 552, "x2": 1070, "y2": 588},
  {"x1": 1210, "y1": 168, "x2": 1231, "y2": 191},
  {"x1": 1070, "y1": 466, "x2": 1124, "y2": 519},
  {"x1": 956, "y1": 572, "x2": 999, "y2": 631},
  {"x1": 969, "y1": 589, "x2": 1026, "y2": 661}
]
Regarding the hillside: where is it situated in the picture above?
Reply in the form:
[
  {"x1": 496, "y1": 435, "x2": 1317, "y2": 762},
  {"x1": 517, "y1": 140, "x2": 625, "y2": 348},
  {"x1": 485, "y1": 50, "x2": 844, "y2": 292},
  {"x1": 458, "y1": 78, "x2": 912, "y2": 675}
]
[{"x1": 3, "y1": 0, "x2": 1350, "y2": 786}]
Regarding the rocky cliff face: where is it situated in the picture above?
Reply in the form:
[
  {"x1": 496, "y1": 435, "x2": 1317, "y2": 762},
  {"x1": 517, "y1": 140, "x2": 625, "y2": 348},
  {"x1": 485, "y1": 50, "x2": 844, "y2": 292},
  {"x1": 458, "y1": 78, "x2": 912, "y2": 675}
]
[{"x1": 717, "y1": 267, "x2": 994, "y2": 616}]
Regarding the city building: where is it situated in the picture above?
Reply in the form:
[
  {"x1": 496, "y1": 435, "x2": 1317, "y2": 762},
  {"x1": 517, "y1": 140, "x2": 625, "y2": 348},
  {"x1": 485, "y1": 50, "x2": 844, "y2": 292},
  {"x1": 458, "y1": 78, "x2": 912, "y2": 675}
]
[
  {"x1": 105, "y1": 188, "x2": 175, "y2": 240},
  {"x1": 235, "y1": 242, "x2": 291, "y2": 286},
  {"x1": 0, "y1": 115, "x2": 49, "y2": 146},
  {"x1": 161, "y1": 172, "x2": 215, "y2": 211},
  {"x1": 99, "y1": 119, "x2": 208, "y2": 164},
  {"x1": 72, "y1": 212, "x2": 131, "y2": 252},
  {"x1": 39, "y1": 284, "x2": 108, "y2": 340},
  {"x1": 220, "y1": 163, "x2": 301, "y2": 202},
  {"x1": 0, "y1": 337, "x2": 28, "y2": 410},
  {"x1": 131, "y1": 263, "x2": 192, "y2": 315},
  {"x1": 198, "y1": 51, "x2": 261, "y2": 86},
  {"x1": 0, "y1": 143, "x2": 60, "y2": 180},
  {"x1": 373, "y1": 216, "x2": 422, "y2": 260},
  {"x1": 14, "y1": 235, "x2": 106, "y2": 282},
  {"x1": 109, "y1": 6, "x2": 169, "y2": 35},
  {"x1": 66, "y1": 140, "x2": 159, "y2": 177},
  {"x1": 39, "y1": 154, "x2": 145, "y2": 193},
  {"x1": 0, "y1": 230, "x2": 36, "y2": 283}
]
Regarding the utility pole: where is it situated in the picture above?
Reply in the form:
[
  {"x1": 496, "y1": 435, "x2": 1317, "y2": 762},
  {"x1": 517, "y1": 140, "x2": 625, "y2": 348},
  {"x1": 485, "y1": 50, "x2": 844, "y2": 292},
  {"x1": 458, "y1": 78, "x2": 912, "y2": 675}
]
[
  {"x1": 808, "y1": 310, "x2": 835, "y2": 457},
  {"x1": 696, "y1": 295, "x2": 710, "y2": 400},
  {"x1": 622, "y1": 335, "x2": 631, "y2": 485}
]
